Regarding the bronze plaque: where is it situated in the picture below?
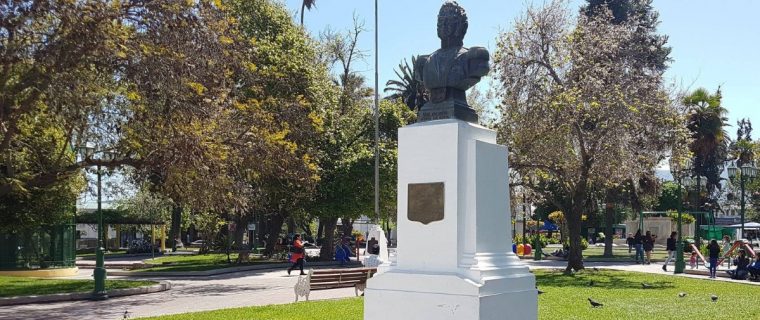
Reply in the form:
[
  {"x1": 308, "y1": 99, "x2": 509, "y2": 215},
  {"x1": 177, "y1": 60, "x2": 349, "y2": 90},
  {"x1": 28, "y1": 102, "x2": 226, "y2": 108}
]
[{"x1": 408, "y1": 182, "x2": 445, "y2": 224}]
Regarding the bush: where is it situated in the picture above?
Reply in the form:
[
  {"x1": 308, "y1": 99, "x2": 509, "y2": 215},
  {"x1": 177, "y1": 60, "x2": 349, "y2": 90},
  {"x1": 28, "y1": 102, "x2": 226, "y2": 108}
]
[
  {"x1": 547, "y1": 236, "x2": 561, "y2": 244},
  {"x1": 563, "y1": 238, "x2": 589, "y2": 251},
  {"x1": 514, "y1": 234, "x2": 549, "y2": 248}
]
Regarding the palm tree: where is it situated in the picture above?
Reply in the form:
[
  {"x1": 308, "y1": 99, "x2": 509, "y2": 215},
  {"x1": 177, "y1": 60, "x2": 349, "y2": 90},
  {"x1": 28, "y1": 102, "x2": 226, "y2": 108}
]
[
  {"x1": 684, "y1": 87, "x2": 730, "y2": 199},
  {"x1": 384, "y1": 56, "x2": 427, "y2": 111},
  {"x1": 300, "y1": 0, "x2": 316, "y2": 26}
]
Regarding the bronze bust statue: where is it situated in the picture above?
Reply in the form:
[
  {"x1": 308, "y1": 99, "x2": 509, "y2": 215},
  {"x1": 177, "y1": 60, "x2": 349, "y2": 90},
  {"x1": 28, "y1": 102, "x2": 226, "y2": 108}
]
[{"x1": 414, "y1": 1, "x2": 490, "y2": 123}]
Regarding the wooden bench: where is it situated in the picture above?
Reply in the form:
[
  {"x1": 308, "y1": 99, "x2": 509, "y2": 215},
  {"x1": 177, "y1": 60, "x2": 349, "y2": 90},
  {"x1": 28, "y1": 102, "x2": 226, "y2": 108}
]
[{"x1": 294, "y1": 267, "x2": 377, "y2": 302}]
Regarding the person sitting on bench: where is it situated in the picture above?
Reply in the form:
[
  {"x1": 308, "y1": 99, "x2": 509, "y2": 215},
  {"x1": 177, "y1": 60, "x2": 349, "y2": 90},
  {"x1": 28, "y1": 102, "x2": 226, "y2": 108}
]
[
  {"x1": 727, "y1": 250, "x2": 750, "y2": 280},
  {"x1": 748, "y1": 258, "x2": 760, "y2": 280}
]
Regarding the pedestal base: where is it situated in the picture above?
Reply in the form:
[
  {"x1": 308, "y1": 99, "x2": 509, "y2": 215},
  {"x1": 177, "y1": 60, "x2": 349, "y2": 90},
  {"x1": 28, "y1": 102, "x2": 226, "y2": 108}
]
[{"x1": 365, "y1": 270, "x2": 537, "y2": 320}]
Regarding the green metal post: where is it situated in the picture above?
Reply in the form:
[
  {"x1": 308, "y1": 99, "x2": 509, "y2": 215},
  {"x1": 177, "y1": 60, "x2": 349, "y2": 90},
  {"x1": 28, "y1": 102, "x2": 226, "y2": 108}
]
[
  {"x1": 740, "y1": 172, "x2": 746, "y2": 239},
  {"x1": 93, "y1": 164, "x2": 108, "y2": 300},
  {"x1": 674, "y1": 178, "x2": 685, "y2": 274},
  {"x1": 531, "y1": 201, "x2": 541, "y2": 261},
  {"x1": 522, "y1": 193, "x2": 527, "y2": 254},
  {"x1": 694, "y1": 176, "x2": 701, "y2": 249}
]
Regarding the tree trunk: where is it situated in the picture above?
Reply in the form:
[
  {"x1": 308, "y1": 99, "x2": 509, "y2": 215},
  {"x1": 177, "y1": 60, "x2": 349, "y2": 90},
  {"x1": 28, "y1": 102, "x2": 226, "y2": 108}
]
[
  {"x1": 604, "y1": 203, "x2": 614, "y2": 257},
  {"x1": 300, "y1": 3, "x2": 305, "y2": 26},
  {"x1": 340, "y1": 217, "x2": 354, "y2": 237},
  {"x1": 287, "y1": 216, "x2": 296, "y2": 235},
  {"x1": 263, "y1": 213, "x2": 285, "y2": 257},
  {"x1": 319, "y1": 217, "x2": 338, "y2": 261},
  {"x1": 170, "y1": 205, "x2": 182, "y2": 252},
  {"x1": 301, "y1": 221, "x2": 313, "y2": 239},
  {"x1": 566, "y1": 210, "x2": 584, "y2": 272},
  {"x1": 233, "y1": 215, "x2": 249, "y2": 250},
  {"x1": 603, "y1": 190, "x2": 615, "y2": 257},
  {"x1": 316, "y1": 220, "x2": 324, "y2": 245},
  {"x1": 566, "y1": 173, "x2": 589, "y2": 272}
]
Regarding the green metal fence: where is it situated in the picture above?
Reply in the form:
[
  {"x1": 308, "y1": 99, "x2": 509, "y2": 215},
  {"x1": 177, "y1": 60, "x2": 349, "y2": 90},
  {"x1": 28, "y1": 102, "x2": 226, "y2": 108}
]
[{"x1": 0, "y1": 220, "x2": 76, "y2": 270}]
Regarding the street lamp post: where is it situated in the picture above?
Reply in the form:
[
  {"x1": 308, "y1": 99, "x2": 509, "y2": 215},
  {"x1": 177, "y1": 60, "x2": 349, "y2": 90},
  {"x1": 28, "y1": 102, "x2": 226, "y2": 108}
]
[
  {"x1": 683, "y1": 173, "x2": 707, "y2": 249},
  {"x1": 670, "y1": 158, "x2": 686, "y2": 274},
  {"x1": 728, "y1": 161, "x2": 758, "y2": 239},
  {"x1": 79, "y1": 146, "x2": 113, "y2": 300},
  {"x1": 522, "y1": 192, "x2": 527, "y2": 252}
]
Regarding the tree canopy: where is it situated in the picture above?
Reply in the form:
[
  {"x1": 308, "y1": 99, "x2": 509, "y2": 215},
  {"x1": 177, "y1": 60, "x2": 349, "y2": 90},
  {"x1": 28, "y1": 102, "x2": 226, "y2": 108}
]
[{"x1": 494, "y1": 0, "x2": 681, "y2": 271}]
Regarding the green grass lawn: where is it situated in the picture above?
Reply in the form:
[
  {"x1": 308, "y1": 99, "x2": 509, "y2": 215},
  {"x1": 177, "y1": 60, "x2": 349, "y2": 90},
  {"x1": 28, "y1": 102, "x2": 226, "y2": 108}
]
[
  {"x1": 0, "y1": 276, "x2": 156, "y2": 298},
  {"x1": 137, "y1": 253, "x2": 285, "y2": 272},
  {"x1": 138, "y1": 269, "x2": 760, "y2": 320}
]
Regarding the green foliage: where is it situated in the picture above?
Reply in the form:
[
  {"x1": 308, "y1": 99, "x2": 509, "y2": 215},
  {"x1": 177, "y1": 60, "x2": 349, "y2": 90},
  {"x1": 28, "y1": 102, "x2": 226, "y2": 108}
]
[
  {"x1": 655, "y1": 181, "x2": 685, "y2": 211},
  {"x1": 564, "y1": 238, "x2": 590, "y2": 251},
  {"x1": 667, "y1": 211, "x2": 696, "y2": 225},
  {"x1": 385, "y1": 56, "x2": 427, "y2": 111},
  {"x1": 684, "y1": 87, "x2": 730, "y2": 199}
]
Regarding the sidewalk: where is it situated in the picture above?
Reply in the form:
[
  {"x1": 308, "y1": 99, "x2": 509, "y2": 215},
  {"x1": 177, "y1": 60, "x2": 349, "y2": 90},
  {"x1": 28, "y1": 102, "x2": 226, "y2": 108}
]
[{"x1": 0, "y1": 268, "x2": 357, "y2": 320}]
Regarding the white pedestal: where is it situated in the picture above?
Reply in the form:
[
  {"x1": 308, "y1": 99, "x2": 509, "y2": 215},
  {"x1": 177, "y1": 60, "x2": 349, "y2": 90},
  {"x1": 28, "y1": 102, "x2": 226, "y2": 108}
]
[{"x1": 364, "y1": 120, "x2": 537, "y2": 320}]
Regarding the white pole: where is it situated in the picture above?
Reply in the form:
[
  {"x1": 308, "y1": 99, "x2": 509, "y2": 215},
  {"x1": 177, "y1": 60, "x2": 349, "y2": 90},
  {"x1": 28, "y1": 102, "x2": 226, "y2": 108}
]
[{"x1": 374, "y1": 0, "x2": 380, "y2": 223}]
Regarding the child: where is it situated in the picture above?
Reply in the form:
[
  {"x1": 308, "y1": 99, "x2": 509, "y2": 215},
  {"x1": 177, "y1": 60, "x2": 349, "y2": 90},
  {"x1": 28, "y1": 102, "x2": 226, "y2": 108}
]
[{"x1": 690, "y1": 251, "x2": 697, "y2": 269}]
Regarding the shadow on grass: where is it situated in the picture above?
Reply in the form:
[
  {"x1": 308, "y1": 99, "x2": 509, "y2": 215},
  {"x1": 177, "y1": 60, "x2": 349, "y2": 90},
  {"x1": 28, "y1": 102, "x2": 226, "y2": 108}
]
[{"x1": 535, "y1": 270, "x2": 675, "y2": 290}]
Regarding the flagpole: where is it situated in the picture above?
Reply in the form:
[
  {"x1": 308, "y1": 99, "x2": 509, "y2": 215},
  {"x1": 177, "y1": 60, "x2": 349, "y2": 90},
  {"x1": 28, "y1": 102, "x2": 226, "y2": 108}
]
[{"x1": 373, "y1": 0, "x2": 380, "y2": 224}]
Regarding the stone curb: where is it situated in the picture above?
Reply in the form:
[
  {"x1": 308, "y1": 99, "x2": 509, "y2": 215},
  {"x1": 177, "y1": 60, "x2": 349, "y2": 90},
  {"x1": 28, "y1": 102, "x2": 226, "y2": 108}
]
[
  {"x1": 108, "y1": 261, "x2": 363, "y2": 277},
  {"x1": 0, "y1": 281, "x2": 172, "y2": 306}
]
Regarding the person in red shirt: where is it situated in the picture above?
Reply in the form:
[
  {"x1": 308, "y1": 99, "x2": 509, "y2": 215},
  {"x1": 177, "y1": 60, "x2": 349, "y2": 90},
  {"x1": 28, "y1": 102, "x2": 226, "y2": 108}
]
[{"x1": 287, "y1": 234, "x2": 306, "y2": 275}]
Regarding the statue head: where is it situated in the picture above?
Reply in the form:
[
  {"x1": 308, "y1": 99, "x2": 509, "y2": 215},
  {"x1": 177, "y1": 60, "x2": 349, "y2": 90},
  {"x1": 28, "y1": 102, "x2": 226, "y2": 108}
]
[{"x1": 437, "y1": 1, "x2": 468, "y2": 48}]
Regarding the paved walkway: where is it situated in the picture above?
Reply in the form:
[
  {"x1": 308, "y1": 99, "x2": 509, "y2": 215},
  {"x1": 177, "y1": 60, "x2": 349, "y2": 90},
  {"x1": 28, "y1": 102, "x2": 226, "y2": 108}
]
[
  {"x1": 0, "y1": 268, "x2": 356, "y2": 320},
  {"x1": 3, "y1": 259, "x2": 756, "y2": 320}
]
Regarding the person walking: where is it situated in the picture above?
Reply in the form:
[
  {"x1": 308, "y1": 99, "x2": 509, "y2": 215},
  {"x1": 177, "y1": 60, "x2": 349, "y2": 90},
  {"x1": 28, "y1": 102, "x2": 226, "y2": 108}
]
[
  {"x1": 707, "y1": 239, "x2": 721, "y2": 279},
  {"x1": 634, "y1": 230, "x2": 645, "y2": 264},
  {"x1": 643, "y1": 231, "x2": 656, "y2": 265},
  {"x1": 626, "y1": 233, "x2": 635, "y2": 254},
  {"x1": 287, "y1": 234, "x2": 306, "y2": 276},
  {"x1": 721, "y1": 235, "x2": 732, "y2": 268},
  {"x1": 663, "y1": 231, "x2": 677, "y2": 271}
]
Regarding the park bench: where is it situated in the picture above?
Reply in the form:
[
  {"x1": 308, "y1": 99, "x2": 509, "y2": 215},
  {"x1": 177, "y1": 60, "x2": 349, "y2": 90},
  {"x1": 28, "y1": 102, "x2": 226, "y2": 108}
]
[{"x1": 294, "y1": 267, "x2": 377, "y2": 302}]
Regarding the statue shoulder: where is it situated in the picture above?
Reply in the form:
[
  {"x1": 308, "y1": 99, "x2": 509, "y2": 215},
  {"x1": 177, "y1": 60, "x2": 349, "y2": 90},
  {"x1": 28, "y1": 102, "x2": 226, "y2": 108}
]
[
  {"x1": 414, "y1": 54, "x2": 430, "y2": 82},
  {"x1": 462, "y1": 46, "x2": 490, "y2": 61}
]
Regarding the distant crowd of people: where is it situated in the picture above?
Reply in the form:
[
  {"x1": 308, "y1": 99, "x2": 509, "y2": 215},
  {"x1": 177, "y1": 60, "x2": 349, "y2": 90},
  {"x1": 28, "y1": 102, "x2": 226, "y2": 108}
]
[{"x1": 625, "y1": 230, "x2": 760, "y2": 281}]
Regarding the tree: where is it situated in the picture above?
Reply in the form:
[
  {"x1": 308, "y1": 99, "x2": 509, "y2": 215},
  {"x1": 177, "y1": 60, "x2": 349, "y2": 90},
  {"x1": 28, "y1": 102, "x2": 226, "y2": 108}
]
[
  {"x1": 684, "y1": 88, "x2": 729, "y2": 203},
  {"x1": 731, "y1": 119, "x2": 754, "y2": 166},
  {"x1": 1, "y1": 1, "x2": 130, "y2": 200},
  {"x1": 494, "y1": 1, "x2": 680, "y2": 271},
  {"x1": 384, "y1": 56, "x2": 427, "y2": 112},
  {"x1": 656, "y1": 181, "x2": 686, "y2": 211}
]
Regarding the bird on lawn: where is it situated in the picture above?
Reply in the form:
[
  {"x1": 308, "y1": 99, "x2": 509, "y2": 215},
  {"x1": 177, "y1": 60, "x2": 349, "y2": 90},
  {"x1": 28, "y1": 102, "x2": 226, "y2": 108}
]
[
  {"x1": 588, "y1": 297, "x2": 603, "y2": 308},
  {"x1": 588, "y1": 280, "x2": 595, "y2": 287},
  {"x1": 593, "y1": 267, "x2": 600, "y2": 272},
  {"x1": 678, "y1": 292, "x2": 687, "y2": 298},
  {"x1": 641, "y1": 283, "x2": 653, "y2": 289},
  {"x1": 711, "y1": 294, "x2": 718, "y2": 302}
]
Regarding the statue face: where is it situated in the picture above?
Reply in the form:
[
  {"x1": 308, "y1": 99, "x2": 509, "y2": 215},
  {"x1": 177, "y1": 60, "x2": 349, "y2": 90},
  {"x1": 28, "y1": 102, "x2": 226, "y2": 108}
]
[{"x1": 437, "y1": 15, "x2": 459, "y2": 41}]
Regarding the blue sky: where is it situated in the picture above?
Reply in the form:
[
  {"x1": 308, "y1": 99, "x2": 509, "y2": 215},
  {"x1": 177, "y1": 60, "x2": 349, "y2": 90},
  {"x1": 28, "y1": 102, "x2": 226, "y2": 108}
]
[{"x1": 285, "y1": 0, "x2": 760, "y2": 136}]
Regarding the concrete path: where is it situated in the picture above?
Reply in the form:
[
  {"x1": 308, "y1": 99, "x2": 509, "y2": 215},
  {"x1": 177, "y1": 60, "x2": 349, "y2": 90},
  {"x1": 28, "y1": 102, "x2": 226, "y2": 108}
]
[
  {"x1": 3, "y1": 259, "x2": 757, "y2": 320},
  {"x1": 0, "y1": 268, "x2": 356, "y2": 320}
]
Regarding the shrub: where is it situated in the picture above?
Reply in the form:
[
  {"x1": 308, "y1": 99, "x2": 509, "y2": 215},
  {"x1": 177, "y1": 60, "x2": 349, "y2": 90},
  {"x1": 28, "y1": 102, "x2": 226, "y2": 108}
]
[
  {"x1": 514, "y1": 234, "x2": 549, "y2": 248},
  {"x1": 563, "y1": 238, "x2": 589, "y2": 251}
]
